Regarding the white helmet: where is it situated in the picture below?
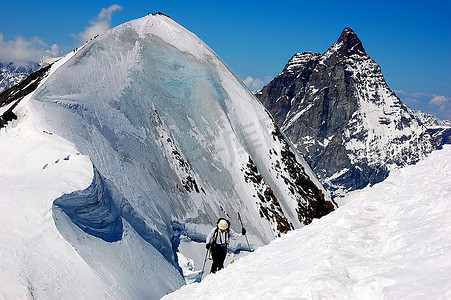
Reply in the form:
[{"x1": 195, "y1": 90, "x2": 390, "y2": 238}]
[{"x1": 218, "y1": 219, "x2": 229, "y2": 230}]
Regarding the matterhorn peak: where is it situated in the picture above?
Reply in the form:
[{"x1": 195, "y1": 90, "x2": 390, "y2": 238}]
[
  {"x1": 257, "y1": 26, "x2": 435, "y2": 196},
  {"x1": 331, "y1": 27, "x2": 367, "y2": 57}
]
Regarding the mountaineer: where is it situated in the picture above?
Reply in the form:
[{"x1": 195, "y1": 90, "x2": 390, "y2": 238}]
[{"x1": 205, "y1": 218, "x2": 246, "y2": 273}]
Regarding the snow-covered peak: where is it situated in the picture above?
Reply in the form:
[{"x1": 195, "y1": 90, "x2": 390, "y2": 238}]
[
  {"x1": 164, "y1": 145, "x2": 451, "y2": 299},
  {"x1": 0, "y1": 14, "x2": 334, "y2": 298},
  {"x1": 0, "y1": 61, "x2": 41, "y2": 93},
  {"x1": 411, "y1": 109, "x2": 451, "y2": 148},
  {"x1": 257, "y1": 27, "x2": 435, "y2": 196},
  {"x1": 321, "y1": 27, "x2": 367, "y2": 65},
  {"x1": 114, "y1": 14, "x2": 216, "y2": 62}
]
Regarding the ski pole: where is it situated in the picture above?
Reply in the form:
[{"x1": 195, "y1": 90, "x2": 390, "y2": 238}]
[
  {"x1": 220, "y1": 205, "x2": 231, "y2": 219},
  {"x1": 237, "y1": 212, "x2": 252, "y2": 252},
  {"x1": 199, "y1": 247, "x2": 209, "y2": 282}
]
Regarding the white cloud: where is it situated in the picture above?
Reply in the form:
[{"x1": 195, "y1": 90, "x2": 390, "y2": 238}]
[
  {"x1": 429, "y1": 95, "x2": 451, "y2": 120},
  {"x1": 394, "y1": 90, "x2": 430, "y2": 99},
  {"x1": 0, "y1": 33, "x2": 60, "y2": 66},
  {"x1": 98, "y1": 5, "x2": 122, "y2": 21},
  {"x1": 243, "y1": 76, "x2": 264, "y2": 91},
  {"x1": 50, "y1": 44, "x2": 60, "y2": 57},
  {"x1": 429, "y1": 95, "x2": 449, "y2": 106},
  {"x1": 242, "y1": 76, "x2": 272, "y2": 92},
  {"x1": 78, "y1": 4, "x2": 122, "y2": 44},
  {"x1": 395, "y1": 90, "x2": 451, "y2": 120}
]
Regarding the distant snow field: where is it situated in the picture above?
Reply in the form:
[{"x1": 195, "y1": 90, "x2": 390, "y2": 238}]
[{"x1": 165, "y1": 145, "x2": 451, "y2": 299}]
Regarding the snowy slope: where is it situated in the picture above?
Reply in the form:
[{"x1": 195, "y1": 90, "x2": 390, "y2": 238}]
[
  {"x1": 164, "y1": 145, "x2": 451, "y2": 299},
  {"x1": 0, "y1": 14, "x2": 333, "y2": 298}
]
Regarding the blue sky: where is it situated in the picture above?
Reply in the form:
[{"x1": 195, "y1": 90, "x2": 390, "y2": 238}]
[{"x1": 0, "y1": 0, "x2": 450, "y2": 119}]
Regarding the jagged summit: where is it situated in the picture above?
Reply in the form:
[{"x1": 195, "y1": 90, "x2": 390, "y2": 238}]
[
  {"x1": 325, "y1": 27, "x2": 367, "y2": 60},
  {"x1": 281, "y1": 28, "x2": 365, "y2": 75},
  {"x1": 257, "y1": 27, "x2": 434, "y2": 196},
  {"x1": 337, "y1": 27, "x2": 366, "y2": 54}
]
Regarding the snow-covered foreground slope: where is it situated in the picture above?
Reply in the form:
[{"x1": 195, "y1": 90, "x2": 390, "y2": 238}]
[
  {"x1": 0, "y1": 103, "x2": 98, "y2": 299},
  {"x1": 164, "y1": 146, "x2": 451, "y2": 300}
]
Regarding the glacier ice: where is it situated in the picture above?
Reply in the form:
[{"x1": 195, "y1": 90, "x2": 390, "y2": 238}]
[{"x1": 53, "y1": 167, "x2": 123, "y2": 243}]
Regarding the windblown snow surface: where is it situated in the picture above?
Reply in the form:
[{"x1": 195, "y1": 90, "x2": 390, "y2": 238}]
[{"x1": 164, "y1": 145, "x2": 451, "y2": 300}]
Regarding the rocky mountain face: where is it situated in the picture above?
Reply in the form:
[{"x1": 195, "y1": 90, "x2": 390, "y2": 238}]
[
  {"x1": 256, "y1": 27, "x2": 435, "y2": 196},
  {"x1": 0, "y1": 61, "x2": 41, "y2": 93}
]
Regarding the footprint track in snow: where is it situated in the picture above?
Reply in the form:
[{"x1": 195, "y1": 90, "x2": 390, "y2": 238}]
[{"x1": 42, "y1": 153, "x2": 79, "y2": 170}]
